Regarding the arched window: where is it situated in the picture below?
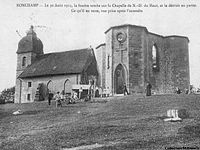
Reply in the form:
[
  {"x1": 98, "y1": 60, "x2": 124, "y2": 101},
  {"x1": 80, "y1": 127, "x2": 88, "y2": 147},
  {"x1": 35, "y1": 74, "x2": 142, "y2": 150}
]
[
  {"x1": 47, "y1": 80, "x2": 53, "y2": 93},
  {"x1": 64, "y1": 79, "x2": 72, "y2": 94},
  {"x1": 22, "y1": 57, "x2": 26, "y2": 67},
  {"x1": 152, "y1": 44, "x2": 159, "y2": 71},
  {"x1": 107, "y1": 55, "x2": 110, "y2": 69},
  {"x1": 134, "y1": 52, "x2": 139, "y2": 68}
]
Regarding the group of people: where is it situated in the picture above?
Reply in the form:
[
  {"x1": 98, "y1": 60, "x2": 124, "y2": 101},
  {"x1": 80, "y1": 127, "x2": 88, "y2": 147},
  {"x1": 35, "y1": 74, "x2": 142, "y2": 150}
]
[
  {"x1": 175, "y1": 87, "x2": 189, "y2": 94},
  {"x1": 47, "y1": 82, "x2": 191, "y2": 107},
  {"x1": 47, "y1": 90, "x2": 78, "y2": 107},
  {"x1": 48, "y1": 82, "x2": 153, "y2": 106},
  {"x1": 47, "y1": 91, "x2": 63, "y2": 107},
  {"x1": 175, "y1": 87, "x2": 181, "y2": 94},
  {"x1": 123, "y1": 82, "x2": 152, "y2": 96},
  {"x1": 124, "y1": 82, "x2": 191, "y2": 96}
]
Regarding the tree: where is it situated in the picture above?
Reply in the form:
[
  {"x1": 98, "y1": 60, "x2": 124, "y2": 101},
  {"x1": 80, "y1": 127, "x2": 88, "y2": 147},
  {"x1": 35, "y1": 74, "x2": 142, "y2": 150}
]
[{"x1": 0, "y1": 86, "x2": 15, "y2": 104}]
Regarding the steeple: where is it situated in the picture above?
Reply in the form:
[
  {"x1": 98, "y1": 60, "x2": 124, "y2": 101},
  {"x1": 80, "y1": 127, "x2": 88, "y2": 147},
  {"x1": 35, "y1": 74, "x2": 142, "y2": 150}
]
[
  {"x1": 17, "y1": 25, "x2": 43, "y2": 55},
  {"x1": 26, "y1": 25, "x2": 37, "y2": 37}
]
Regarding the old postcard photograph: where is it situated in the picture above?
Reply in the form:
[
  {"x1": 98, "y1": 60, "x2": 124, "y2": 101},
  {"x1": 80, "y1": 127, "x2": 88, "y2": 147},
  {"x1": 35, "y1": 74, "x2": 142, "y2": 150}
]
[{"x1": 0, "y1": 0, "x2": 200, "y2": 149}]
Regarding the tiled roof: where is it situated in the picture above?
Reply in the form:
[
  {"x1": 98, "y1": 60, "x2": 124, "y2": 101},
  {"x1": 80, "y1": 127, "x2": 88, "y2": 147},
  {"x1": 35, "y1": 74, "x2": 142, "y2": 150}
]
[{"x1": 18, "y1": 48, "x2": 95, "y2": 78}]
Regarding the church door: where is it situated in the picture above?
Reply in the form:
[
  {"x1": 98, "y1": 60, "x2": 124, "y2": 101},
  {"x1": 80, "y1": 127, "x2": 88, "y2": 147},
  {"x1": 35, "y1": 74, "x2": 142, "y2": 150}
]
[{"x1": 114, "y1": 64, "x2": 125, "y2": 94}]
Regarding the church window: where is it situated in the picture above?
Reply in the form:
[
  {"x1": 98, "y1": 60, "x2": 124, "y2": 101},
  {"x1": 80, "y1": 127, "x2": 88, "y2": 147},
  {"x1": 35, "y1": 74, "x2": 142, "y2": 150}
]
[
  {"x1": 22, "y1": 57, "x2": 26, "y2": 67},
  {"x1": 152, "y1": 44, "x2": 159, "y2": 71},
  {"x1": 134, "y1": 52, "x2": 139, "y2": 67},
  {"x1": 107, "y1": 55, "x2": 110, "y2": 69},
  {"x1": 28, "y1": 82, "x2": 32, "y2": 87},
  {"x1": 47, "y1": 80, "x2": 53, "y2": 93},
  {"x1": 27, "y1": 94, "x2": 31, "y2": 101},
  {"x1": 64, "y1": 79, "x2": 72, "y2": 94}
]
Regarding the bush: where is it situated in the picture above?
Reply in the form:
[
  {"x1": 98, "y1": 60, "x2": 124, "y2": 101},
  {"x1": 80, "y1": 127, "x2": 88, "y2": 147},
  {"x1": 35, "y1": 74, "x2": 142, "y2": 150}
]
[
  {"x1": 0, "y1": 86, "x2": 15, "y2": 104},
  {"x1": 0, "y1": 98, "x2": 5, "y2": 104}
]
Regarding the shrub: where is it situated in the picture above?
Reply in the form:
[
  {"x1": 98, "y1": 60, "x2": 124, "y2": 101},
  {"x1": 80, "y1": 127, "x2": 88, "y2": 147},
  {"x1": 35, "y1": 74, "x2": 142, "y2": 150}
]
[{"x1": 0, "y1": 86, "x2": 15, "y2": 104}]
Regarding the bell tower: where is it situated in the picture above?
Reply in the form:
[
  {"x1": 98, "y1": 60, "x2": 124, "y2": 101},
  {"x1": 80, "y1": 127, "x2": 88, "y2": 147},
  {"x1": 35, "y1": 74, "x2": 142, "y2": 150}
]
[
  {"x1": 15, "y1": 26, "x2": 43, "y2": 103},
  {"x1": 105, "y1": 25, "x2": 129, "y2": 95}
]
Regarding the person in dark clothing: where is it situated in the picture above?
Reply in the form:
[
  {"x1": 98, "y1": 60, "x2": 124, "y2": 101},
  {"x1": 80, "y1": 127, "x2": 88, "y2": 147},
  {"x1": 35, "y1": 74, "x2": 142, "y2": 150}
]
[
  {"x1": 176, "y1": 87, "x2": 181, "y2": 94},
  {"x1": 48, "y1": 90, "x2": 54, "y2": 105},
  {"x1": 123, "y1": 83, "x2": 129, "y2": 95},
  {"x1": 146, "y1": 82, "x2": 152, "y2": 96},
  {"x1": 95, "y1": 89, "x2": 100, "y2": 97}
]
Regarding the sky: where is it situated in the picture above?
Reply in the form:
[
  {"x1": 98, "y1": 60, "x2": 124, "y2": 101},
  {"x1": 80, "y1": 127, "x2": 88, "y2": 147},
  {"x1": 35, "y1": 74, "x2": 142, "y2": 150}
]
[{"x1": 0, "y1": 0, "x2": 200, "y2": 92}]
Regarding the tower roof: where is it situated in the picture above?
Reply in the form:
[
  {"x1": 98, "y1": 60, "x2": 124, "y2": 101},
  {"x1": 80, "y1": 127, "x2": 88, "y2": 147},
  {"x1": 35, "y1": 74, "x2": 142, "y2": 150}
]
[{"x1": 17, "y1": 26, "x2": 43, "y2": 54}]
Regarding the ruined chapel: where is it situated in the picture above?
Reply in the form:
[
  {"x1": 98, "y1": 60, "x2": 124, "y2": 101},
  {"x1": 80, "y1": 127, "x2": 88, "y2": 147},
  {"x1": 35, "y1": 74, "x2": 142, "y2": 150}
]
[{"x1": 15, "y1": 24, "x2": 190, "y2": 103}]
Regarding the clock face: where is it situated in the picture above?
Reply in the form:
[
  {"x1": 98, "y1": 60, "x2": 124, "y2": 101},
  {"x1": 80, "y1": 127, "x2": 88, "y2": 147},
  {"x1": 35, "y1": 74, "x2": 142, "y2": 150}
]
[{"x1": 117, "y1": 32, "x2": 126, "y2": 43}]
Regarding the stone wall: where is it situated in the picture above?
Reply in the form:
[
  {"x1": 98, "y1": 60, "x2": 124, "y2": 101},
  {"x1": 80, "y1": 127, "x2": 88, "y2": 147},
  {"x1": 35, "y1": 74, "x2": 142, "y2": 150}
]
[
  {"x1": 112, "y1": 26, "x2": 129, "y2": 94},
  {"x1": 164, "y1": 37, "x2": 190, "y2": 92},
  {"x1": 18, "y1": 74, "x2": 80, "y2": 103},
  {"x1": 103, "y1": 24, "x2": 190, "y2": 95},
  {"x1": 95, "y1": 44, "x2": 106, "y2": 89},
  {"x1": 147, "y1": 33, "x2": 164, "y2": 93},
  {"x1": 15, "y1": 52, "x2": 38, "y2": 103},
  {"x1": 146, "y1": 34, "x2": 189, "y2": 94},
  {"x1": 105, "y1": 29, "x2": 113, "y2": 95},
  {"x1": 128, "y1": 27, "x2": 145, "y2": 93}
]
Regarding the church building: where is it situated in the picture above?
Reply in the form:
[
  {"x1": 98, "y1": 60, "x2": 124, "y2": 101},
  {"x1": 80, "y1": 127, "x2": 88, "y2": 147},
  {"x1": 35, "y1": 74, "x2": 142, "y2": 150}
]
[
  {"x1": 15, "y1": 26, "x2": 98, "y2": 103},
  {"x1": 15, "y1": 24, "x2": 190, "y2": 103},
  {"x1": 95, "y1": 24, "x2": 190, "y2": 95}
]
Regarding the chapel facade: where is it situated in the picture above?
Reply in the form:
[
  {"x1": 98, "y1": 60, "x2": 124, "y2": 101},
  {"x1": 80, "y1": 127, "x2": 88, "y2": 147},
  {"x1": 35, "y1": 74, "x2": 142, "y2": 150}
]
[{"x1": 95, "y1": 24, "x2": 190, "y2": 95}]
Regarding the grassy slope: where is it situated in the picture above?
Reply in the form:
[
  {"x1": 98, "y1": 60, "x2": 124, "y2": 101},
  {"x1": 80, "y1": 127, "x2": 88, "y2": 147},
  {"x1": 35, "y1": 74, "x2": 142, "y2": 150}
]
[{"x1": 1, "y1": 94, "x2": 200, "y2": 150}]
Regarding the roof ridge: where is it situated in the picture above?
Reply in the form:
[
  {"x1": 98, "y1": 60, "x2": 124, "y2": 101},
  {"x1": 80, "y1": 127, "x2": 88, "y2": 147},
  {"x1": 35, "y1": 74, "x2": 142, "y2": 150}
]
[{"x1": 44, "y1": 48, "x2": 91, "y2": 55}]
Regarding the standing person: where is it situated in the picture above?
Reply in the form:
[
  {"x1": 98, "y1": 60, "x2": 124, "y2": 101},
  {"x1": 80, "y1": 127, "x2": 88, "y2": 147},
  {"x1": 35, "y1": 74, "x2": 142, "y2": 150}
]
[
  {"x1": 70, "y1": 91, "x2": 77, "y2": 104},
  {"x1": 88, "y1": 85, "x2": 92, "y2": 101},
  {"x1": 185, "y1": 88, "x2": 189, "y2": 94},
  {"x1": 146, "y1": 82, "x2": 152, "y2": 96},
  {"x1": 123, "y1": 83, "x2": 129, "y2": 95},
  {"x1": 54, "y1": 92, "x2": 61, "y2": 108},
  {"x1": 48, "y1": 90, "x2": 54, "y2": 105},
  {"x1": 176, "y1": 87, "x2": 181, "y2": 94},
  {"x1": 60, "y1": 90, "x2": 65, "y2": 101}
]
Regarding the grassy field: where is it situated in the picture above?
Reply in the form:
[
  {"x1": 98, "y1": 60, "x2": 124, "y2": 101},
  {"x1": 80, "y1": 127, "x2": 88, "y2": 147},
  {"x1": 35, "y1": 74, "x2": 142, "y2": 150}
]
[{"x1": 1, "y1": 94, "x2": 200, "y2": 150}]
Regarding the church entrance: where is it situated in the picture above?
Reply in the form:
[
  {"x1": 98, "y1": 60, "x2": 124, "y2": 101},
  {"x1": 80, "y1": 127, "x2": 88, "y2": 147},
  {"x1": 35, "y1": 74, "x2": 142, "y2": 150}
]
[{"x1": 114, "y1": 64, "x2": 126, "y2": 94}]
